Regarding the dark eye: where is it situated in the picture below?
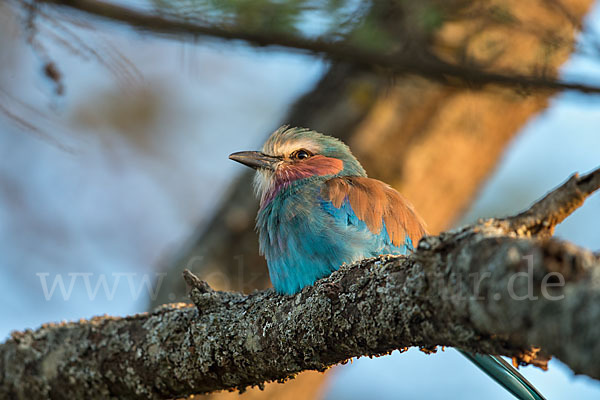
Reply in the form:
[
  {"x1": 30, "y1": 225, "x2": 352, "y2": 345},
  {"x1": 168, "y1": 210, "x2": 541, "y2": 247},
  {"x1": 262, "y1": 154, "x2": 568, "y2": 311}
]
[{"x1": 291, "y1": 149, "x2": 312, "y2": 160}]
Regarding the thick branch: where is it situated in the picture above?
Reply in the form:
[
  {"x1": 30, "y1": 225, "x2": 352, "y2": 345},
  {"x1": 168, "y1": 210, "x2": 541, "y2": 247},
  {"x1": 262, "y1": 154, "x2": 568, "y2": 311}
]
[
  {"x1": 1, "y1": 167, "x2": 600, "y2": 399},
  {"x1": 34, "y1": 0, "x2": 600, "y2": 94}
]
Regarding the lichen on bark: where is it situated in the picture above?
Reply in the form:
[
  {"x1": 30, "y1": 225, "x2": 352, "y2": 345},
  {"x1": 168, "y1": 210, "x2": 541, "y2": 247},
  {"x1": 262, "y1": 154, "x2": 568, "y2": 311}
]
[{"x1": 1, "y1": 168, "x2": 599, "y2": 399}]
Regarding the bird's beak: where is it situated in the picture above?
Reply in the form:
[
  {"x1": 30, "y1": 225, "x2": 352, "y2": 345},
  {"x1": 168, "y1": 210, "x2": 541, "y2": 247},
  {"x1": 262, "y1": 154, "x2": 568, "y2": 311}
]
[{"x1": 229, "y1": 151, "x2": 280, "y2": 170}]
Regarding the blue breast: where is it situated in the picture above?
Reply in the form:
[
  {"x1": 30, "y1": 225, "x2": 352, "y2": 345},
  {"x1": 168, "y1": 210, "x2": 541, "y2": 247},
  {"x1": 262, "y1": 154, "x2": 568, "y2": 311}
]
[{"x1": 257, "y1": 179, "x2": 413, "y2": 295}]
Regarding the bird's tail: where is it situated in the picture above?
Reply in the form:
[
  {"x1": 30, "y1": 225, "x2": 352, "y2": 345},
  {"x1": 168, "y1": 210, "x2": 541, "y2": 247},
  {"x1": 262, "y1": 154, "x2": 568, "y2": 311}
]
[{"x1": 459, "y1": 351, "x2": 546, "y2": 400}]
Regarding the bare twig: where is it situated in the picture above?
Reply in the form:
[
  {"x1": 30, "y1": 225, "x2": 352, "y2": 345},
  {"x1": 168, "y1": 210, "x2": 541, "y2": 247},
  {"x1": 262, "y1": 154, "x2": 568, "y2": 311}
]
[
  {"x1": 496, "y1": 166, "x2": 600, "y2": 236},
  {"x1": 33, "y1": 0, "x2": 600, "y2": 94}
]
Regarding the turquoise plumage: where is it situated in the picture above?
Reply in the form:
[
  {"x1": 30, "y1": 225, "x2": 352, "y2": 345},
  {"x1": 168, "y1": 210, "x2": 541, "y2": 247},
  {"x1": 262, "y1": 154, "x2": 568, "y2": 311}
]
[{"x1": 230, "y1": 125, "x2": 545, "y2": 400}]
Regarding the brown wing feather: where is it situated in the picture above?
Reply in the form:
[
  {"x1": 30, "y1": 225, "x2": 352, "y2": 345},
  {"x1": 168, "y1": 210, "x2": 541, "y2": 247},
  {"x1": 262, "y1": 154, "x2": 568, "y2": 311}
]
[
  {"x1": 325, "y1": 178, "x2": 349, "y2": 208},
  {"x1": 323, "y1": 177, "x2": 427, "y2": 247}
]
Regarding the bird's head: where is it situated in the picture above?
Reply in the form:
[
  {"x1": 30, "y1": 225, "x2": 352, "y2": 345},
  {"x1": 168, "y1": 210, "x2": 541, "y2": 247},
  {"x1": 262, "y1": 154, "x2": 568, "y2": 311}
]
[{"x1": 229, "y1": 126, "x2": 366, "y2": 205}]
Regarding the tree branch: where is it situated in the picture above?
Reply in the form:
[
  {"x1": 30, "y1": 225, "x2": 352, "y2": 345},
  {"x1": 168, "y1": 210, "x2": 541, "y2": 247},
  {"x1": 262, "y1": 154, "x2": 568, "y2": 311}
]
[
  {"x1": 498, "y1": 168, "x2": 600, "y2": 236},
  {"x1": 1, "y1": 167, "x2": 599, "y2": 399},
  {"x1": 32, "y1": 0, "x2": 600, "y2": 94}
]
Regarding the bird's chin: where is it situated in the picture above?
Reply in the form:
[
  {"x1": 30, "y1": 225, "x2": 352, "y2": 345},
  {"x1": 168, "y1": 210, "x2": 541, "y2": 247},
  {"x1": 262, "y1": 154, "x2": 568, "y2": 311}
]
[{"x1": 253, "y1": 169, "x2": 275, "y2": 201}]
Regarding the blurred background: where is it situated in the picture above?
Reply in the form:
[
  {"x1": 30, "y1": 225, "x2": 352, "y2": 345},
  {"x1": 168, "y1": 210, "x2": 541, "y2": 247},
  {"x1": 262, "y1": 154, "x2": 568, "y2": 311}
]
[{"x1": 1, "y1": 0, "x2": 599, "y2": 398}]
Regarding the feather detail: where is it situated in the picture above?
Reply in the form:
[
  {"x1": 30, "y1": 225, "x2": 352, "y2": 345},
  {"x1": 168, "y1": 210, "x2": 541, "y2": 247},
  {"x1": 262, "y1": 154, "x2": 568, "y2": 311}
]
[
  {"x1": 277, "y1": 155, "x2": 343, "y2": 181},
  {"x1": 322, "y1": 177, "x2": 427, "y2": 247}
]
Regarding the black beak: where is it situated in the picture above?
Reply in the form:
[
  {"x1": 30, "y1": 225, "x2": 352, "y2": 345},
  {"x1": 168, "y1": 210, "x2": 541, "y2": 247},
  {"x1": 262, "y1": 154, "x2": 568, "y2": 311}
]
[{"x1": 229, "y1": 151, "x2": 280, "y2": 170}]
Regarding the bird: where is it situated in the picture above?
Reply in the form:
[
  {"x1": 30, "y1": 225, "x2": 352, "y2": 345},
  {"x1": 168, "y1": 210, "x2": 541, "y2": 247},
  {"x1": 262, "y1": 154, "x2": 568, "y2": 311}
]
[{"x1": 229, "y1": 125, "x2": 545, "y2": 400}]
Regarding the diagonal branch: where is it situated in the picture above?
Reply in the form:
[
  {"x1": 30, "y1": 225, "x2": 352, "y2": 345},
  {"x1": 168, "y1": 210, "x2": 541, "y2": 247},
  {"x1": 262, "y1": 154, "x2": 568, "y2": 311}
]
[
  {"x1": 496, "y1": 166, "x2": 600, "y2": 236},
  {"x1": 31, "y1": 0, "x2": 600, "y2": 94},
  {"x1": 1, "y1": 167, "x2": 600, "y2": 399}
]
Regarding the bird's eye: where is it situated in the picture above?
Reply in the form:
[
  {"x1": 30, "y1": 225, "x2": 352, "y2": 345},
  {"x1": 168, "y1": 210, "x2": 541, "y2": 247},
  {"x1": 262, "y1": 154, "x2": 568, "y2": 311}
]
[{"x1": 291, "y1": 149, "x2": 312, "y2": 160}]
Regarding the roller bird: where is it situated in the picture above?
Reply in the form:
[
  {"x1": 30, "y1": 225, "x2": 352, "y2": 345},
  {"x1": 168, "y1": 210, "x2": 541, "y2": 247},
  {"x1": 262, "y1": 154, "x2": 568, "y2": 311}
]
[{"x1": 230, "y1": 125, "x2": 545, "y2": 400}]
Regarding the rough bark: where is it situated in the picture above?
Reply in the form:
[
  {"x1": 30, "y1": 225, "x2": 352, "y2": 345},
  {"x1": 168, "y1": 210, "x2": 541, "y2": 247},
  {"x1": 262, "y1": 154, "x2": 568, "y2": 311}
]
[{"x1": 1, "y1": 167, "x2": 599, "y2": 400}]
